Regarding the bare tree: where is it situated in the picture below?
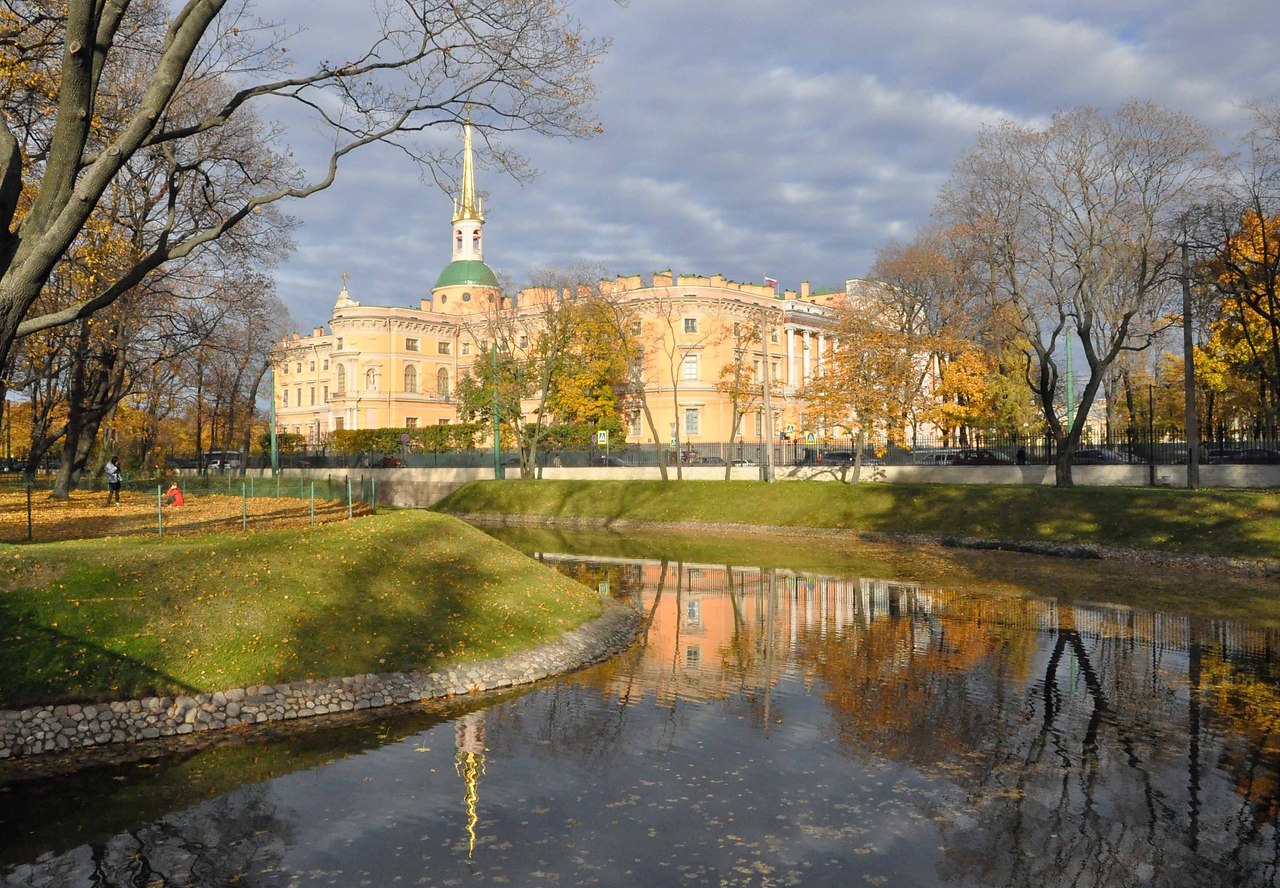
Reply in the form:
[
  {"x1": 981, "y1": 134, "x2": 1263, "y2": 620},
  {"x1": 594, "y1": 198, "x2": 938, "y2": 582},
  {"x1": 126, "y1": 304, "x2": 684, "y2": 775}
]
[
  {"x1": 938, "y1": 103, "x2": 1221, "y2": 485},
  {"x1": 0, "y1": 0, "x2": 606, "y2": 374}
]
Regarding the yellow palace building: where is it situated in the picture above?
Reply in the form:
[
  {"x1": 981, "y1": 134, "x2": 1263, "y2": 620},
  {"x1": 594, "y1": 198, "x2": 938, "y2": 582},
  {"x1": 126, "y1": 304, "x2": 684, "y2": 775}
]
[{"x1": 271, "y1": 122, "x2": 844, "y2": 448}]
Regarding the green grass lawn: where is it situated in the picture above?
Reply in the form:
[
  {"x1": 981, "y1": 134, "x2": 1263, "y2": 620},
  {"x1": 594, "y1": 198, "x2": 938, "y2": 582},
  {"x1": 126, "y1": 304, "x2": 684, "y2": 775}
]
[
  {"x1": 434, "y1": 480, "x2": 1280, "y2": 563},
  {"x1": 0, "y1": 510, "x2": 601, "y2": 709}
]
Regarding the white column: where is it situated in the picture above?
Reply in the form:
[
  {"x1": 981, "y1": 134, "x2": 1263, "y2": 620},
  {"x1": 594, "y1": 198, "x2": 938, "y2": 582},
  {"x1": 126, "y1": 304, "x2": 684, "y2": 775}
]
[
  {"x1": 785, "y1": 327, "x2": 795, "y2": 385},
  {"x1": 801, "y1": 330, "x2": 811, "y2": 381},
  {"x1": 818, "y1": 333, "x2": 826, "y2": 372}
]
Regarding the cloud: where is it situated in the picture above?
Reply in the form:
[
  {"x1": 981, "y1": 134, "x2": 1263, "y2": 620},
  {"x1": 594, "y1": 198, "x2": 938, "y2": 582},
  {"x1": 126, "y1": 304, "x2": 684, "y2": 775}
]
[{"x1": 264, "y1": 0, "x2": 1280, "y2": 323}]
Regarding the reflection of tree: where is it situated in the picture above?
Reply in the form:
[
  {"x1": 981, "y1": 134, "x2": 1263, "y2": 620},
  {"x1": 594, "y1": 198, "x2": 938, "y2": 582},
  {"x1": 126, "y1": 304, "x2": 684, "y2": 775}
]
[{"x1": 16, "y1": 785, "x2": 293, "y2": 886}]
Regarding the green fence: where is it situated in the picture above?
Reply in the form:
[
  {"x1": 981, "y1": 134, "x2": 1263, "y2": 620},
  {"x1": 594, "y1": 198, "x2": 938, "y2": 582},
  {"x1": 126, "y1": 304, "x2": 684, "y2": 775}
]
[{"x1": 0, "y1": 472, "x2": 377, "y2": 544}]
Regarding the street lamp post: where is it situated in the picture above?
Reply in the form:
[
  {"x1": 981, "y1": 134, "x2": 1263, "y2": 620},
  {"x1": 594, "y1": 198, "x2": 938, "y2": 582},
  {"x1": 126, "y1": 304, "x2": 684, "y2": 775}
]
[{"x1": 1148, "y1": 382, "x2": 1156, "y2": 487}]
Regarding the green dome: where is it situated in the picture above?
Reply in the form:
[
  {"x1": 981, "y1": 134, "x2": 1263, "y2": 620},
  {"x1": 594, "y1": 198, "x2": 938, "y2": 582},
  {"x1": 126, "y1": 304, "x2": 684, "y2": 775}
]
[{"x1": 433, "y1": 259, "x2": 498, "y2": 290}]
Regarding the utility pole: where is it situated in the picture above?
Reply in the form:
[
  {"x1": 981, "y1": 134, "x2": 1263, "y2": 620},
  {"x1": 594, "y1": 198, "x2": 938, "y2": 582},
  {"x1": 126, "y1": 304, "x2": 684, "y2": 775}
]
[
  {"x1": 760, "y1": 310, "x2": 776, "y2": 483},
  {"x1": 1182, "y1": 238, "x2": 1200, "y2": 488},
  {"x1": 268, "y1": 364, "x2": 278, "y2": 477},
  {"x1": 491, "y1": 342, "x2": 503, "y2": 480}
]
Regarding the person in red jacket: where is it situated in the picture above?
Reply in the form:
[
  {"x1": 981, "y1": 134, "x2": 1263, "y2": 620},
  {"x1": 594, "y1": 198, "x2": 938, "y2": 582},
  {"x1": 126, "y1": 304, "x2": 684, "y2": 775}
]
[{"x1": 164, "y1": 482, "x2": 185, "y2": 507}]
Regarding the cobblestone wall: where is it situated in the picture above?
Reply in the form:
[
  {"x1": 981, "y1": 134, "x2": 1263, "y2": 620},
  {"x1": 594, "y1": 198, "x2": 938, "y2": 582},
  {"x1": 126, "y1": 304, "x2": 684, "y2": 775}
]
[{"x1": 0, "y1": 601, "x2": 639, "y2": 760}]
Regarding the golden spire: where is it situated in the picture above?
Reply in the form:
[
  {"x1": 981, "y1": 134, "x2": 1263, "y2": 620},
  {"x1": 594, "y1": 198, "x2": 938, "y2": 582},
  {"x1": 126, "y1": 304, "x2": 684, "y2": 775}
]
[{"x1": 453, "y1": 113, "x2": 484, "y2": 223}]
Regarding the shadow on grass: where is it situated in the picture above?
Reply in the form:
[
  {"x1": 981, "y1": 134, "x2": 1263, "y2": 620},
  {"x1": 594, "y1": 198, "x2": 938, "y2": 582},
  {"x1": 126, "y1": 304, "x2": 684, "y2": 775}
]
[{"x1": 0, "y1": 617, "x2": 200, "y2": 709}]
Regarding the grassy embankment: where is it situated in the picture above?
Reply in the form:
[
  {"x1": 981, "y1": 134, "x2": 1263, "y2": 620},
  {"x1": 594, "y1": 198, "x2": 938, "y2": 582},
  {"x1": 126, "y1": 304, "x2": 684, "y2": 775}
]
[
  {"x1": 434, "y1": 480, "x2": 1280, "y2": 564},
  {"x1": 0, "y1": 510, "x2": 601, "y2": 710}
]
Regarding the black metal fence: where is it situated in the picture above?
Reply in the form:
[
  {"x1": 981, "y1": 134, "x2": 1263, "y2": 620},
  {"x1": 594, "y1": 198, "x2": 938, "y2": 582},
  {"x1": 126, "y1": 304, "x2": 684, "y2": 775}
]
[{"x1": 159, "y1": 427, "x2": 1279, "y2": 471}]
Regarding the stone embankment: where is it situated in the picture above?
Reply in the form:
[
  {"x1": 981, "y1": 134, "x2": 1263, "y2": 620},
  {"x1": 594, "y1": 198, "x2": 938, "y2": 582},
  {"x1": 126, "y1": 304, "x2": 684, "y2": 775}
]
[{"x1": 0, "y1": 600, "x2": 639, "y2": 761}]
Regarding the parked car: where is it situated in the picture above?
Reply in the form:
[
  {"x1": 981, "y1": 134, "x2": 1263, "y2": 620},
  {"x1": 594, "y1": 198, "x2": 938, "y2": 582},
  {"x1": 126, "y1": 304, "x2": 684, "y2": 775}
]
[
  {"x1": 692, "y1": 455, "x2": 727, "y2": 466},
  {"x1": 375, "y1": 454, "x2": 403, "y2": 467},
  {"x1": 731, "y1": 458, "x2": 758, "y2": 467},
  {"x1": 590, "y1": 455, "x2": 629, "y2": 467},
  {"x1": 1071, "y1": 448, "x2": 1129, "y2": 465},
  {"x1": 912, "y1": 448, "x2": 961, "y2": 465},
  {"x1": 1208, "y1": 447, "x2": 1280, "y2": 465},
  {"x1": 951, "y1": 448, "x2": 1014, "y2": 466}
]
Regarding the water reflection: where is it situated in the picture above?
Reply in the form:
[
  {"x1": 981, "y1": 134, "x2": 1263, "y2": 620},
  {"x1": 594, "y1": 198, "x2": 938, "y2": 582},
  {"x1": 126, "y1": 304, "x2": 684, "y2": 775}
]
[{"x1": 3, "y1": 542, "x2": 1279, "y2": 887}]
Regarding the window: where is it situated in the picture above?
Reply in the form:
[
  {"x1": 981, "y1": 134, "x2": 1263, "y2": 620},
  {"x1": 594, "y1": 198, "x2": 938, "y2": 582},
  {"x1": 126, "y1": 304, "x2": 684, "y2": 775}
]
[
  {"x1": 406, "y1": 417, "x2": 418, "y2": 429},
  {"x1": 336, "y1": 337, "x2": 344, "y2": 350},
  {"x1": 335, "y1": 417, "x2": 344, "y2": 431},
  {"x1": 683, "y1": 317, "x2": 698, "y2": 334},
  {"x1": 755, "y1": 411, "x2": 763, "y2": 437},
  {"x1": 309, "y1": 386, "x2": 315, "y2": 406},
  {"x1": 295, "y1": 388, "x2": 301, "y2": 407},
  {"x1": 404, "y1": 365, "x2": 417, "y2": 393},
  {"x1": 462, "y1": 291, "x2": 472, "y2": 302},
  {"x1": 309, "y1": 361, "x2": 315, "y2": 372},
  {"x1": 336, "y1": 364, "x2": 346, "y2": 393},
  {"x1": 323, "y1": 385, "x2": 329, "y2": 402},
  {"x1": 753, "y1": 360, "x2": 761, "y2": 383},
  {"x1": 682, "y1": 353, "x2": 699, "y2": 381},
  {"x1": 770, "y1": 330, "x2": 779, "y2": 344},
  {"x1": 437, "y1": 340, "x2": 451, "y2": 356},
  {"x1": 294, "y1": 362, "x2": 301, "y2": 374},
  {"x1": 518, "y1": 333, "x2": 529, "y2": 349},
  {"x1": 685, "y1": 645, "x2": 701, "y2": 666},
  {"x1": 406, "y1": 338, "x2": 419, "y2": 352},
  {"x1": 282, "y1": 389, "x2": 289, "y2": 407},
  {"x1": 323, "y1": 359, "x2": 329, "y2": 370},
  {"x1": 629, "y1": 411, "x2": 642, "y2": 438},
  {"x1": 733, "y1": 321, "x2": 742, "y2": 338},
  {"x1": 686, "y1": 599, "x2": 702, "y2": 625},
  {"x1": 684, "y1": 407, "x2": 700, "y2": 436},
  {"x1": 437, "y1": 368, "x2": 450, "y2": 398},
  {"x1": 365, "y1": 368, "x2": 377, "y2": 392},
  {"x1": 461, "y1": 341, "x2": 471, "y2": 356},
  {"x1": 630, "y1": 320, "x2": 642, "y2": 336},
  {"x1": 771, "y1": 361, "x2": 781, "y2": 382},
  {"x1": 282, "y1": 362, "x2": 288, "y2": 375},
  {"x1": 455, "y1": 229, "x2": 462, "y2": 250}
]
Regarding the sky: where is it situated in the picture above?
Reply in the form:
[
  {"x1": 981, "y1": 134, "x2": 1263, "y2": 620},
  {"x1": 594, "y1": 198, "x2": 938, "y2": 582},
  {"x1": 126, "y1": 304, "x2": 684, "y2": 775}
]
[{"x1": 265, "y1": 0, "x2": 1280, "y2": 331}]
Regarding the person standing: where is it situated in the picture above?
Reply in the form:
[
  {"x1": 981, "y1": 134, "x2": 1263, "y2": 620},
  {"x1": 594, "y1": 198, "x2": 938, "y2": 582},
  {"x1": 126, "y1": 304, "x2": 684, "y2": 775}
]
[{"x1": 105, "y1": 456, "x2": 122, "y2": 505}]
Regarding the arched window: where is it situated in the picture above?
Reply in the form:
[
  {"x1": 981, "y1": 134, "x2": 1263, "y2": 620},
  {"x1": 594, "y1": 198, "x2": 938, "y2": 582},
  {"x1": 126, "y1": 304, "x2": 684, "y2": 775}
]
[
  {"x1": 336, "y1": 363, "x2": 346, "y2": 394},
  {"x1": 437, "y1": 367, "x2": 450, "y2": 398},
  {"x1": 404, "y1": 365, "x2": 417, "y2": 393},
  {"x1": 365, "y1": 368, "x2": 377, "y2": 392}
]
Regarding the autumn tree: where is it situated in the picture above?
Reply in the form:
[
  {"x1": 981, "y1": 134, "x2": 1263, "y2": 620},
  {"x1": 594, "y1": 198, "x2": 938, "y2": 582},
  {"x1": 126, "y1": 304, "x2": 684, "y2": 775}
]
[
  {"x1": 0, "y1": 0, "x2": 607, "y2": 377},
  {"x1": 713, "y1": 310, "x2": 770, "y2": 480},
  {"x1": 1175, "y1": 104, "x2": 1280, "y2": 439},
  {"x1": 938, "y1": 103, "x2": 1221, "y2": 485},
  {"x1": 455, "y1": 267, "x2": 625, "y2": 478}
]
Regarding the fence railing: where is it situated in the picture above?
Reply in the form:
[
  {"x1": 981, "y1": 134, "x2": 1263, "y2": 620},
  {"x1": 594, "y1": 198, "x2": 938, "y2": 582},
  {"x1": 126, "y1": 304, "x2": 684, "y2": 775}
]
[{"x1": 233, "y1": 428, "x2": 1276, "y2": 469}]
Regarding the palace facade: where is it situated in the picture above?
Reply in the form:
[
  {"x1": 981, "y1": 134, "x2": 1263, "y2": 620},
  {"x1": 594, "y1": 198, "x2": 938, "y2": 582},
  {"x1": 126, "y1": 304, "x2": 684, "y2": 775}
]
[{"x1": 271, "y1": 122, "x2": 846, "y2": 447}]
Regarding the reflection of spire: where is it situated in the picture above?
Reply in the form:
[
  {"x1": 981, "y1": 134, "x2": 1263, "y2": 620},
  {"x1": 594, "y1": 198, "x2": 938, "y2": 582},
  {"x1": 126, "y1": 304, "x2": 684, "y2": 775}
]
[
  {"x1": 453, "y1": 115, "x2": 484, "y2": 223},
  {"x1": 454, "y1": 711, "x2": 487, "y2": 859}
]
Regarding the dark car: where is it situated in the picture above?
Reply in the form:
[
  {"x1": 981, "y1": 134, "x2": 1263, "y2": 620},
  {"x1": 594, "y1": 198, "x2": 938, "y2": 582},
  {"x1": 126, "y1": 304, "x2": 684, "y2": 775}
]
[
  {"x1": 815, "y1": 450, "x2": 884, "y2": 466},
  {"x1": 692, "y1": 455, "x2": 727, "y2": 466},
  {"x1": 1208, "y1": 447, "x2": 1280, "y2": 465},
  {"x1": 590, "y1": 455, "x2": 629, "y2": 467},
  {"x1": 1071, "y1": 448, "x2": 1128, "y2": 465},
  {"x1": 375, "y1": 455, "x2": 403, "y2": 468},
  {"x1": 951, "y1": 448, "x2": 1014, "y2": 466}
]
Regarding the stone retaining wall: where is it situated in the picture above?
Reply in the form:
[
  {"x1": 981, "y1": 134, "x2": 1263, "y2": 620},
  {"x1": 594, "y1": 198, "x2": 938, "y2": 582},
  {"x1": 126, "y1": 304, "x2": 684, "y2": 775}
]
[{"x1": 0, "y1": 601, "x2": 640, "y2": 761}]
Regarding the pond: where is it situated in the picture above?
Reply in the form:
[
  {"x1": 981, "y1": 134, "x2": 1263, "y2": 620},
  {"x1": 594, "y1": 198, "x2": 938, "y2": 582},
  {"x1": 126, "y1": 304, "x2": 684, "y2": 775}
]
[{"x1": 2, "y1": 529, "x2": 1278, "y2": 887}]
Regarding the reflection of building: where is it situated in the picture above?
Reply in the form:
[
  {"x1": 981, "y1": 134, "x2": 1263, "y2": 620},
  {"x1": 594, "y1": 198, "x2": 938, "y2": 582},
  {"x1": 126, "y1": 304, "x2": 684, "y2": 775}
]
[
  {"x1": 271, "y1": 121, "x2": 848, "y2": 446},
  {"x1": 538, "y1": 553, "x2": 1280, "y2": 709},
  {"x1": 454, "y1": 711, "x2": 486, "y2": 859}
]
